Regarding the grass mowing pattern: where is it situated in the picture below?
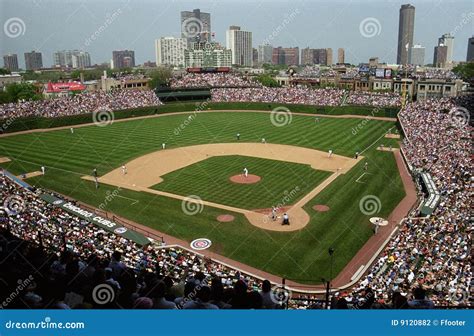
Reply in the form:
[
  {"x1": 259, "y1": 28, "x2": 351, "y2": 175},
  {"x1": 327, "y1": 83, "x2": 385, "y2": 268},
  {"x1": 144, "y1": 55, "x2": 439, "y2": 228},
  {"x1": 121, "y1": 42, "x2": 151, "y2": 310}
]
[
  {"x1": 0, "y1": 111, "x2": 405, "y2": 283},
  {"x1": 154, "y1": 155, "x2": 331, "y2": 209}
]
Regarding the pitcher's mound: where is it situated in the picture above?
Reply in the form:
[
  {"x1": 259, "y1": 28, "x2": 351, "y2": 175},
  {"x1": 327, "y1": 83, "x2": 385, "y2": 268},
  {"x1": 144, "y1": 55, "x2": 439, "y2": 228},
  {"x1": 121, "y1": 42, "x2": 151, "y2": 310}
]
[
  {"x1": 313, "y1": 204, "x2": 330, "y2": 212},
  {"x1": 229, "y1": 174, "x2": 261, "y2": 184},
  {"x1": 217, "y1": 214, "x2": 235, "y2": 222}
]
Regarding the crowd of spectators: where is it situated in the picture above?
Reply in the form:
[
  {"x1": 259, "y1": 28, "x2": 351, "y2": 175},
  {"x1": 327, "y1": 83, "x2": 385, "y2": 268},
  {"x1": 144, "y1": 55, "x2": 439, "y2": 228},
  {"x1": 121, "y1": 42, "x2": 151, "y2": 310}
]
[
  {"x1": 0, "y1": 89, "x2": 162, "y2": 119},
  {"x1": 169, "y1": 73, "x2": 261, "y2": 89},
  {"x1": 212, "y1": 87, "x2": 400, "y2": 107},
  {"x1": 346, "y1": 96, "x2": 472, "y2": 308}
]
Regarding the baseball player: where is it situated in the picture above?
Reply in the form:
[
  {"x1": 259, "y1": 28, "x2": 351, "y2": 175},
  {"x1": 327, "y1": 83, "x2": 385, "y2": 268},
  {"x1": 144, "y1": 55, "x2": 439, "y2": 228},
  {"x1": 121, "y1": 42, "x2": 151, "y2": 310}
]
[
  {"x1": 271, "y1": 206, "x2": 277, "y2": 221},
  {"x1": 93, "y1": 168, "x2": 98, "y2": 178},
  {"x1": 41, "y1": 166, "x2": 45, "y2": 175},
  {"x1": 236, "y1": 133, "x2": 240, "y2": 141},
  {"x1": 282, "y1": 213, "x2": 290, "y2": 225},
  {"x1": 70, "y1": 127, "x2": 74, "y2": 134},
  {"x1": 364, "y1": 162, "x2": 368, "y2": 171},
  {"x1": 243, "y1": 167, "x2": 248, "y2": 178},
  {"x1": 122, "y1": 165, "x2": 127, "y2": 175},
  {"x1": 261, "y1": 138, "x2": 266, "y2": 144},
  {"x1": 355, "y1": 151, "x2": 359, "y2": 159},
  {"x1": 162, "y1": 143, "x2": 166, "y2": 150},
  {"x1": 328, "y1": 149, "x2": 333, "y2": 158}
]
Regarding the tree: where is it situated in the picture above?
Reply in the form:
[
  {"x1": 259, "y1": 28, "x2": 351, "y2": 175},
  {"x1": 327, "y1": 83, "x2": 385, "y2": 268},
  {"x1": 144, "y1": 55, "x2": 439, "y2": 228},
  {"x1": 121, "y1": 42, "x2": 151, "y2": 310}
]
[
  {"x1": 453, "y1": 63, "x2": 474, "y2": 82},
  {"x1": 148, "y1": 67, "x2": 172, "y2": 89},
  {"x1": 255, "y1": 74, "x2": 280, "y2": 87},
  {"x1": 4, "y1": 82, "x2": 42, "y2": 102},
  {"x1": 0, "y1": 68, "x2": 11, "y2": 75}
]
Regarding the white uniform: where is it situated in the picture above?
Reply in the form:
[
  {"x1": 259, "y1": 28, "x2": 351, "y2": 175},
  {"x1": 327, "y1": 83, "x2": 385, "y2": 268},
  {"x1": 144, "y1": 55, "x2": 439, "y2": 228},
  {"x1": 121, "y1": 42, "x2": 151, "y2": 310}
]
[
  {"x1": 122, "y1": 165, "x2": 127, "y2": 175},
  {"x1": 162, "y1": 143, "x2": 166, "y2": 149},
  {"x1": 243, "y1": 167, "x2": 248, "y2": 177},
  {"x1": 328, "y1": 150, "x2": 333, "y2": 158},
  {"x1": 41, "y1": 166, "x2": 45, "y2": 175},
  {"x1": 70, "y1": 128, "x2": 74, "y2": 134}
]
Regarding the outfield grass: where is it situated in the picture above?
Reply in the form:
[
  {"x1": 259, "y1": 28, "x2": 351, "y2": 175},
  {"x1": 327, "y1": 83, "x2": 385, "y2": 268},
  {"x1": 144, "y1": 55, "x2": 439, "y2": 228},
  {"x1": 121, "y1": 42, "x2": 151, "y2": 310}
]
[
  {"x1": 154, "y1": 155, "x2": 332, "y2": 209},
  {"x1": 0, "y1": 110, "x2": 405, "y2": 284}
]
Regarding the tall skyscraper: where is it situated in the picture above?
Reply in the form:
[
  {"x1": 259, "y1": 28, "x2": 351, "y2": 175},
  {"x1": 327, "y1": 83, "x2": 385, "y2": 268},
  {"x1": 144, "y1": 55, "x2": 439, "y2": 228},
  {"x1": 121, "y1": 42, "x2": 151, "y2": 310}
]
[
  {"x1": 467, "y1": 36, "x2": 474, "y2": 62},
  {"x1": 257, "y1": 44, "x2": 273, "y2": 65},
  {"x1": 337, "y1": 48, "x2": 345, "y2": 64},
  {"x1": 438, "y1": 33, "x2": 454, "y2": 63},
  {"x1": 433, "y1": 45, "x2": 448, "y2": 68},
  {"x1": 3, "y1": 54, "x2": 19, "y2": 72},
  {"x1": 226, "y1": 26, "x2": 253, "y2": 66},
  {"x1": 155, "y1": 37, "x2": 187, "y2": 67},
  {"x1": 300, "y1": 48, "x2": 327, "y2": 65},
  {"x1": 24, "y1": 51, "x2": 43, "y2": 70},
  {"x1": 409, "y1": 44, "x2": 425, "y2": 66},
  {"x1": 326, "y1": 48, "x2": 333, "y2": 66},
  {"x1": 181, "y1": 9, "x2": 211, "y2": 47},
  {"x1": 396, "y1": 4, "x2": 415, "y2": 65},
  {"x1": 54, "y1": 50, "x2": 91, "y2": 68},
  {"x1": 112, "y1": 50, "x2": 135, "y2": 69}
]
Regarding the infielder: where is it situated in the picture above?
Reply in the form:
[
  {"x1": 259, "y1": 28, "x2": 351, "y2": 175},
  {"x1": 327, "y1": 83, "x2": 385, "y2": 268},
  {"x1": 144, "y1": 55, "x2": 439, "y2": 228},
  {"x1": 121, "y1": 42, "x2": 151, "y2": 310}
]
[
  {"x1": 236, "y1": 133, "x2": 240, "y2": 141},
  {"x1": 122, "y1": 165, "x2": 127, "y2": 175},
  {"x1": 328, "y1": 149, "x2": 333, "y2": 158},
  {"x1": 41, "y1": 166, "x2": 45, "y2": 175},
  {"x1": 243, "y1": 167, "x2": 248, "y2": 178},
  {"x1": 162, "y1": 143, "x2": 166, "y2": 150}
]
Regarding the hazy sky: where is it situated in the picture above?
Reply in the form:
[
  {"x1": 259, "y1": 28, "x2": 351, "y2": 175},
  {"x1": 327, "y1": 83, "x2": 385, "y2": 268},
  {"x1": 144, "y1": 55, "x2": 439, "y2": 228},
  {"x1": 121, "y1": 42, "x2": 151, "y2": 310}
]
[{"x1": 1, "y1": 0, "x2": 473, "y2": 67}]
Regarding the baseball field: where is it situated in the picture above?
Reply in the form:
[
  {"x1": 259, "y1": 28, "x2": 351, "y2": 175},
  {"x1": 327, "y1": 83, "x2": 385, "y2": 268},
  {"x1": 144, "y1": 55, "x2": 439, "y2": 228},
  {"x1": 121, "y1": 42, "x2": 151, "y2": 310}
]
[{"x1": 0, "y1": 108, "x2": 405, "y2": 284}]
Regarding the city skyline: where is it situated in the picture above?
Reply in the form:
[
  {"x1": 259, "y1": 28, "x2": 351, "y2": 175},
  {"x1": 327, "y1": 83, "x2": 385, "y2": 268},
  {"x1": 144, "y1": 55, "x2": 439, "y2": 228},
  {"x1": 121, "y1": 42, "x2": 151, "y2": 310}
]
[{"x1": 0, "y1": 0, "x2": 473, "y2": 68}]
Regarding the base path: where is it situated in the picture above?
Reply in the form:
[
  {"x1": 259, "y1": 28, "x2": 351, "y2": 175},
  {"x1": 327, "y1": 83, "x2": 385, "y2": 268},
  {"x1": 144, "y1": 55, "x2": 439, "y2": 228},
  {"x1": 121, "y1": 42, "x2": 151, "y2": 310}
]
[{"x1": 82, "y1": 143, "x2": 362, "y2": 232}]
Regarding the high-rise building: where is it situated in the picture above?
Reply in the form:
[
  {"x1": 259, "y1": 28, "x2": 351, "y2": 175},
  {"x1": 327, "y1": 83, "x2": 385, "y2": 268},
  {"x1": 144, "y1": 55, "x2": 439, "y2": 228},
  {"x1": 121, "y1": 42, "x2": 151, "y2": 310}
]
[
  {"x1": 467, "y1": 36, "x2": 474, "y2": 62},
  {"x1": 438, "y1": 33, "x2": 454, "y2": 63},
  {"x1": 24, "y1": 51, "x2": 43, "y2": 70},
  {"x1": 433, "y1": 45, "x2": 448, "y2": 68},
  {"x1": 326, "y1": 48, "x2": 333, "y2": 66},
  {"x1": 54, "y1": 50, "x2": 91, "y2": 68},
  {"x1": 112, "y1": 50, "x2": 135, "y2": 69},
  {"x1": 252, "y1": 48, "x2": 258, "y2": 65},
  {"x1": 257, "y1": 44, "x2": 273, "y2": 65},
  {"x1": 272, "y1": 47, "x2": 299, "y2": 66},
  {"x1": 396, "y1": 4, "x2": 415, "y2": 65},
  {"x1": 155, "y1": 37, "x2": 187, "y2": 67},
  {"x1": 185, "y1": 42, "x2": 232, "y2": 68},
  {"x1": 301, "y1": 48, "x2": 328, "y2": 65},
  {"x1": 72, "y1": 52, "x2": 91, "y2": 69},
  {"x1": 409, "y1": 44, "x2": 425, "y2": 66},
  {"x1": 3, "y1": 54, "x2": 19, "y2": 72},
  {"x1": 337, "y1": 48, "x2": 345, "y2": 64},
  {"x1": 181, "y1": 9, "x2": 211, "y2": 48},
  {"x1": 226, "y1": 26, "x2": 253, "y2": 66}
]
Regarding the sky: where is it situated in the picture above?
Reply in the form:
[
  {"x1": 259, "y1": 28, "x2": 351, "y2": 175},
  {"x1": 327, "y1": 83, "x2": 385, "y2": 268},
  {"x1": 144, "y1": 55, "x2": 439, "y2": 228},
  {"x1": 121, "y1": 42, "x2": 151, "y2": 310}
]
[{"x1": 1, "y1": 0, "x2": 473, "y2": 68}]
